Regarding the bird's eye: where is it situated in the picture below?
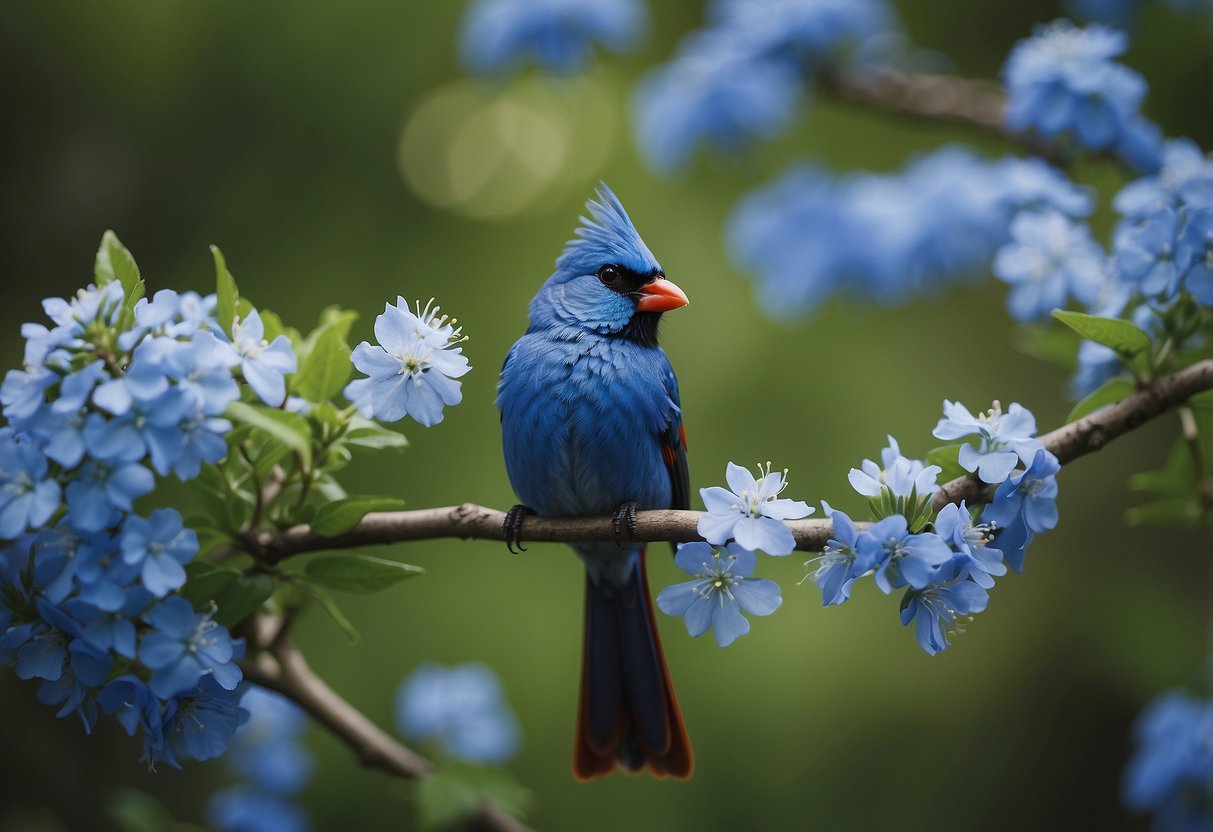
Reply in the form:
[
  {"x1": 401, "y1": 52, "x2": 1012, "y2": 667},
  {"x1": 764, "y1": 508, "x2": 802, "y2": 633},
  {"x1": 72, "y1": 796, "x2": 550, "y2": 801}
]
[{"x1": 597, "y1": 265, "x2": 620, "y2": 285}]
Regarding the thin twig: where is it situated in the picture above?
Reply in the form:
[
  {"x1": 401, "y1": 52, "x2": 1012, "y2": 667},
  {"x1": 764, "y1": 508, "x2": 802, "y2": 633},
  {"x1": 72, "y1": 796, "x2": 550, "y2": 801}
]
[
  {"x1": 237, "y1": 359, "x2": 1213, "y2": 560},
  {"x1": 239, "y1": 633, "x2": 533, "y2": 832}
]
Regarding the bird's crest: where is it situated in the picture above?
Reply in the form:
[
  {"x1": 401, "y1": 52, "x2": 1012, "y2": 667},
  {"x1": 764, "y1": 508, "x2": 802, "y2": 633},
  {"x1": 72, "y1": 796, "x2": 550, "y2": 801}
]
[{"x1": 555, "y1": 183, "x2": 661, "y2": 278}]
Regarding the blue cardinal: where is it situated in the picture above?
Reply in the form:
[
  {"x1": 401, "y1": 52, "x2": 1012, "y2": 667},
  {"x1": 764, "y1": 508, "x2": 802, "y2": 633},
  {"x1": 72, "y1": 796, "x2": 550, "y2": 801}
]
[{"x1": 496, "y1": 184, "x2": 693, "y2": 780}]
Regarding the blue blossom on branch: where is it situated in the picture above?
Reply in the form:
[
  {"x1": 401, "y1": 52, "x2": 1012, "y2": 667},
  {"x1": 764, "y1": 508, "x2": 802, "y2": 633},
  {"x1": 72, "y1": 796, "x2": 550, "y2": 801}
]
[
  {"x1": 803, "y1": 502, "x2": 859, "y2": 606},
  {"x1": 460, "y1": 0, "x2": 645, "y2": 75},
  {"x1": 396, "y1": 662, "x2": 521, "y2": 764},
  {"x1": 899, "y1": 580, "x2": 989, "y2": 656},
  {"x1": 657, "y1": 542, "x2": 782, "y2": 647},
  {"x1": 119, "y1": 509, "x2": 198, "y2": 597},
  {"x1": 231, "y1": 310, "x2": 297, "y2": 407},
  {"x1": 982, "y1": 448, "x2": 1061, "y2": 537},
  {"x1": 632, "y1": 32, "x2": 803, "y2": 173},
  {"x1": 848, "y1": 436, "x2": 940, "y2": 499},
  {"x1": 0, "y1": 431, "x2": 60, "y2": 540},
  {"x1": 726, "y1": 149, "x2": 1094, "y2": 317},
  {"x1": 139, "y1": 596, "x2": 242, "y2": 698},
  {"x1": 1002, "y1": 20, "x2": 1158, "y2": 165},
  {"x1": 344, "y1": 298, "x2": 471, "y2": 428},
  {"x1": 1122, "y1": 689, "x2": 1212, "y2": 831},
  {"x1": 933, "y1": 400, "x2": 1044, "y2": 484},
  {"x1": 934, "y1": 502, "x2": 1007, "y2": 590},
  {"x1": 698, "y1": 461, "x2": 813, "y2": 555},
  {"x1": 992, "y1": 209, "x2": 1106, "y2": 322},
  {"x1": 854, "y1": 515, "x2": 953, "y2": 595}
]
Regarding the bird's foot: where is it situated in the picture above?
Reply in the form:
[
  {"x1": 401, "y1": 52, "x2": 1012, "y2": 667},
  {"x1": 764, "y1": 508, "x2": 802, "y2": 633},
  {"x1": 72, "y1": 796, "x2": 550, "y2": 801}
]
[
  {"x1": 612, "y1": 501, "x2": 641, "y2": 549},
  {"x1": 503, "y1": 504, "x2": 536, "y2": 554}
]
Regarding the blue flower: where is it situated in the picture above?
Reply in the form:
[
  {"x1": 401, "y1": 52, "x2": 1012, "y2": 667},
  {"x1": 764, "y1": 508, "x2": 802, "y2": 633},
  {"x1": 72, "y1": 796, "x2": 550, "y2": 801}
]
[
  {"x1": 656, "y1": 541, "x2": 782, "y2": 646},
  {"x1": 854, "y1": 515, "x2": 953, "y2": 594},
  {"x1": 933, "y1": 502, "x2": 1007, "y2": 589},
  {"x1": 1115, "y1": 205, "x2": 1185, "y2": 298},
  {"x1": 804, "y1": 502, "x2": 859, "y2": 606},
  {"x1": 224, "y1": 685, "x2": 314, "y2": 795},
  {"x1": 209, "y1": 788, "x2": 311, "y2": 832},
  {"x1": 91, "y1": 345, "x2": 172, "y2": 417},
  {"x1": 933, "y1": 400, "x2": 1044, "y2": 484},
  {"x1": 1003, "y1": 20, "x2": 1151, "y2": 155},
  {"x1": 157, "y1": 677, "x2": 249, "y2": 766},
  {"x1": 460, "y1": 0, "x2": 645, "y2": 75},
  {"x1": 709, "y1": 0, "x2": 894, "y2": 57},
  {"x1": 0, "y1": 433, "x2": 61, "y2": 540},
  {"x1": 1122, "y1": 689, "x2": 1212, "y2": 829},
  {"x1": 139, "y1": 596, "x2": 242, "y2": 698},
  {"x1": 993, "y1": 210, "x2": 1106, "y2": 322},
  {"x1": 1115, "y1": 138, "x2": 1213, "y2": 221},
  {"x1": 53, "y1": 360, "x2": 107, "y2": 414},
  {"x1": 395, "y1": 662, "x2": 521, "y2": 764},
  {"x1": 231, "y1": 310, "x2": 297, "y2": 407},
  {"x1": 120, "y1": 509, "x2": 198, "y2": 597},
  {"x1": 848, "y1": 436, "x2": 941, "y2": 499},
  {"x1": 164, "y1": 331, "x2": 240, "y2": 415},
  {"x1": 1, "y1": 365, "x2": 58, "y2": 421},
  {"x1": 42, "y1": 282, "x2": 125, "y2": 335},
  {"x1": 632, "y1": 32, "x2": 802, "y2": 172},
  {"x1": 1175, "y1": 207, "x2": 1213, "y2": 305},
  {"x1": 344, "y1": 298, "x2": 470, "y2": 427},
  {"x1": 698, "y1": 461, "x2": 813, "y2": 555},
  {"x1": 899, "y1": 580, "x2": 989, "y2": 656},
  {"x1": 982, "y1": 448, "x2": 1061, "y2": 535},
  {"x1": 64, "y1": 457, "x2": 154, "y2": 533}
]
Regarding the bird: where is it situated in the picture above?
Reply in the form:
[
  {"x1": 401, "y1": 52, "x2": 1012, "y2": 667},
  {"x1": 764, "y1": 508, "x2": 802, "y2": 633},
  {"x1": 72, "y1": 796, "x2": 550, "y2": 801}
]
[{"x1": 496, "y1": 184, "x2": 693, "y2": 780}]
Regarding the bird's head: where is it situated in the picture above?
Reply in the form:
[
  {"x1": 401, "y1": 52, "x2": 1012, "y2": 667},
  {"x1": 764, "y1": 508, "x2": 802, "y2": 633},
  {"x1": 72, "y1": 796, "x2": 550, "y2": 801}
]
[{"x1": 528, "y1": 184, "x2": 688, "y2": 347}]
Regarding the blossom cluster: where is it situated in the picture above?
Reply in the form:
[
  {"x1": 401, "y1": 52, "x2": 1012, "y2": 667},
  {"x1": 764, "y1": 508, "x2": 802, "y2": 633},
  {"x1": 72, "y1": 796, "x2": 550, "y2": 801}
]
[
  {"x1": 459, "y1": 0, "x2": 646, "y2": 75},
  {"x1": 656, "y1": 462, "x2": 809, "y2": 646},
  {"x1": 728, "y1": 148, "x2": 1093, "y2": 317},
  {"x1": 991, "y1": 138, "x2": 1212, "y2": 398},
  {"x1": 0, "y1": 274, "x2": 259, "y2": 765},
  {"x1": 395, "y1": 662, "x2": 522, "y2": 764},
  {"x1": 632, "y1": 0, "x2": 897, "y2": 171},
  {"x1": 1122, "y1": 688, "x2": 1212, "y2": 831},
  {"x1": 1002, "y1": 20, "x2": 1160, "y2": 168},
  {"x1": 209, "y1": 685, "x2": 315, "y2": 832},
  {"x1": 807, "y1": 400, "x2": 1060, "y2": 654}
]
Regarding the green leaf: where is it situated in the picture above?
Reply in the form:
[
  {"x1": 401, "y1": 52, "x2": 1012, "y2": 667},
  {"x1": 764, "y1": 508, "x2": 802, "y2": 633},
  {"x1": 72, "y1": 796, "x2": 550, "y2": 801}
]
[
  {"x1": 299, "y1": 582, "x2": 360, "y2": 643},
  {"x1": 94, "y1": 231, "x2": 143, "y2": 296},
  {"x1": 926, "y1": 444, "x2": 967, "y2": 482},
  {"x1": 179, "y1": 565, "x2": 240, "y2": 610},
  {"x1": 107, "y1": 787, "x2": 178, "y2": 832},
  {"x1": 303, "y1": 553, "x2": 423, "y2": 593},
  {"x1": 311, "y1": 496, "x2": 405, "y2": 536},
  {"x1": 1016, "y1": 323, "x2": 1079, "y2": 370},
  {"x1": 1125, "y1": 498, "x2": 1204, "y2": 527},
  {"x1": 299, "y1": 306, "x2": 358, "y2": 361},
  {"x1": 1067, "y1": 377, "x2": 1135, "y2": 422},
  {"x1": 226, "y1": 401, "x2": 313, "y2": 469},
  {"x1": 260, "y1": 308, "x2": 287, "y2": 341},
  {"x1": 295, "y1": 322, "x2": 354, "y2": 402},
  {"x1": 211, "y1": 574, "x2": 276, "y2": 627},
  {"x1": 1051, "y1": 310, "x2": 1152, "y2": 357},
  {"x1": 345, "y1": 416, "x2": 408, "y2": 450},
  {"x1": 211, "y1": 245, "x2": 239, "y2": 336},
  {"x1": 416, "y1": 765, "x2": 531, "y2": 832}
]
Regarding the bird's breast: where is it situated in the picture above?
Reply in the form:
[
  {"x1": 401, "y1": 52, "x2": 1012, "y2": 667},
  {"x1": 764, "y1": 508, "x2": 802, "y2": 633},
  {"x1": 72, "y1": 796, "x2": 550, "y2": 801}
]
[{"x1": 498, "y1": 332, "x2": 673, "y2": 517}]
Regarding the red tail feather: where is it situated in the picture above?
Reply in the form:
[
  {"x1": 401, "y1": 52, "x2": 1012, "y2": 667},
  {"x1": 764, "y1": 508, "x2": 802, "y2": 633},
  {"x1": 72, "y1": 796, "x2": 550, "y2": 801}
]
[{"x1": 573, "y1": 549, "x2": 693, "y2": 781}]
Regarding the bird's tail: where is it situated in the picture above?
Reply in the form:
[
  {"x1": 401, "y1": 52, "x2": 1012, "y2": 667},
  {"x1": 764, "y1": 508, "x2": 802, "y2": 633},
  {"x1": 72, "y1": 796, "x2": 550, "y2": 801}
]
[{"x1": 574, "y1": 548, "x2": 693, "y2": 780}]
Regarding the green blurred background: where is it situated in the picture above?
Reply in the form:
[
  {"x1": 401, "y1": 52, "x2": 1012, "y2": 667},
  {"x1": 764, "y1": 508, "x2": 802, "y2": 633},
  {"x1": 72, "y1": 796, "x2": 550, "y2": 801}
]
[{"x1": 1, "y1": 1, "x2": 1210, "y2": 830}]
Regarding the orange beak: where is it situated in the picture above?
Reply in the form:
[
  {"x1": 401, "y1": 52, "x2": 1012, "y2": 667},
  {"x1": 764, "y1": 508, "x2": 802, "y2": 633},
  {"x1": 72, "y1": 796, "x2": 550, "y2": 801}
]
[{"x1": 636, "y1": 277, "x2": 689, "y2": 313}]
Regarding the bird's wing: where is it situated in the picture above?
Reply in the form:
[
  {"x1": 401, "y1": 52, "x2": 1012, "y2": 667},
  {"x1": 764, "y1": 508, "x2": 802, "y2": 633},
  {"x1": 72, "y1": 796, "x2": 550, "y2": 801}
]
[{"x1": 659, "y1": 358, "x2": 690, "y2": 512}]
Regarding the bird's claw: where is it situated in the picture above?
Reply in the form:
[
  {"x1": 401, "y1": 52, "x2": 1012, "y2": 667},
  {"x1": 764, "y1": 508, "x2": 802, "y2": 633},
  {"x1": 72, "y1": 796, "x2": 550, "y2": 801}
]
[
  {"x1": 504, "y1": 504, "x2": 535, "y2": 554},
  {"x1": 612, "y1": 501, "x2": 641, "y2": 549}
]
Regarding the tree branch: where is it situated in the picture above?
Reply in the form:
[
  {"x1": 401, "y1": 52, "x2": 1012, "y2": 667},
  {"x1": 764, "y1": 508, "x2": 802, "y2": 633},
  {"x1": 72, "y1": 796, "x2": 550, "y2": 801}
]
[
  {"x1": 239, "y1": 630, "x2": 533, "y2": 832},
  {"x1": 238, "y1": 359, "x2": 1213, "y2": 559},
  {"x1": 817, "y1": 66, "x2": 1067, "y2": 163}
]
